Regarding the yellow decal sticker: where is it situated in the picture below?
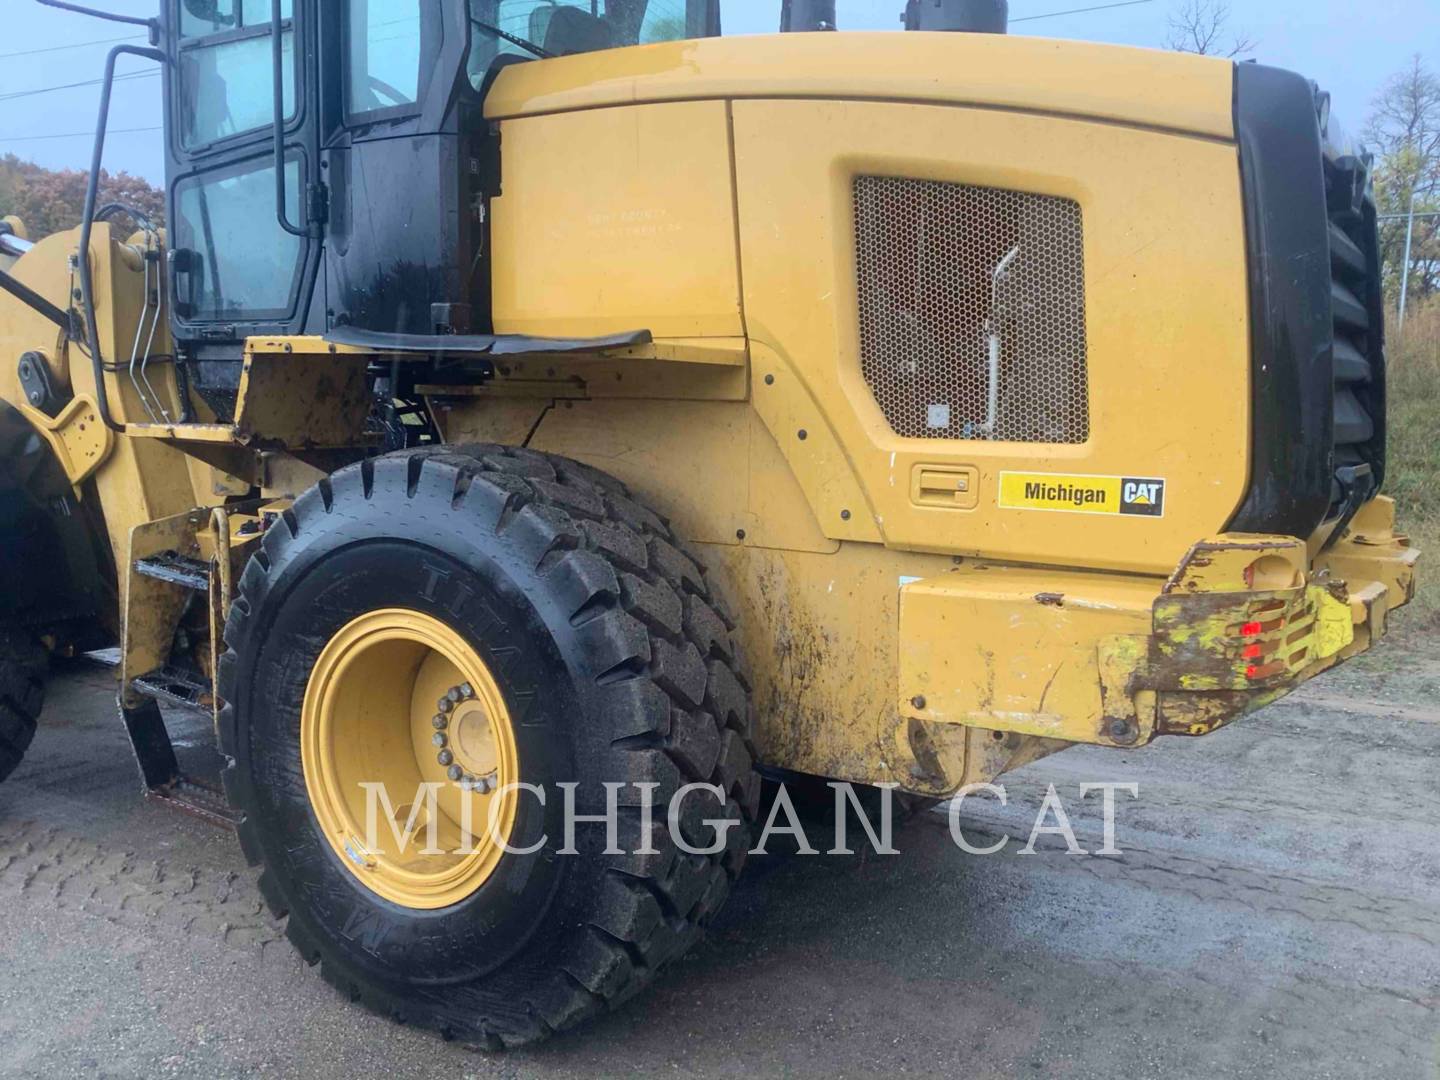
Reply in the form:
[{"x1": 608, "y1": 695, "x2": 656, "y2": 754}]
[
  {"x1": 1310, "y1": 586, "x2": 1355, "y2": 659},
  {"x1": 999, "y1": 472, "x2": 1166, "y2": 518}
]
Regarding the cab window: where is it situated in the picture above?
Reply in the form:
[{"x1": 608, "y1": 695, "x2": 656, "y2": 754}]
[
  {"x1": 180, "y1": 0, "x2": 292, "y2": 38},
  {"x1": 172, "y1": 156, "x2": 305, "y2": 321},
  {"x1": 176, "y1": 0, "x2": 296, "y2": 149},
  {"x1": 346, "y1": 0, "x2": 424, "y2": 116},
  {"x1": 468, "y1": 0, "x2": 708, "y2": 79},
  {"x1": 638, "y1": 1, "x2": 693, "y2": 42}
]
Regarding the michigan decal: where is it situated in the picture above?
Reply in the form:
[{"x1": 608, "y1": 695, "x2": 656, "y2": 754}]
[{"x1": 999, "y1": 472, "x2": 1166, "y2": 518}]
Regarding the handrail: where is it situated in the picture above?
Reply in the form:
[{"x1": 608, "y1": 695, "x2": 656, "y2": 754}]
[
  {"x1": 78, "y1": 43, "x2": 168, "y2": 432},
  {"x1": 272, "y1": 0, "x2": 307, "y2": 237}
]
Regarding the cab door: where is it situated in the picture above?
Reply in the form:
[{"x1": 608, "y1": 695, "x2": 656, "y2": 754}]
[{"x1": 164, "y1": 0, "x2": 324, "y2": 349}]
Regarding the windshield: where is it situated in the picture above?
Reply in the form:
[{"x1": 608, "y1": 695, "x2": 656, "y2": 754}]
[{"x1": 468, "y1": 0, "x2": 717, "y2": 78}]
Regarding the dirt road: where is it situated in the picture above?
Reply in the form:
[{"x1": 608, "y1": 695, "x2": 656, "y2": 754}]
[{"x1": 1, "y1": 631, "x2": 1437, "y2": 1078}]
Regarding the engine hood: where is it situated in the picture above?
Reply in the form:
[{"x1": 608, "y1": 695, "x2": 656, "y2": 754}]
[{"x1": 485, "y1": 31, "x2": 1236, "y2": 140}]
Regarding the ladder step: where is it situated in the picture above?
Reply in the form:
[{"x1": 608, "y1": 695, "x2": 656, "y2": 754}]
[
  {"x1": 148, "y1": 777, "x2": 240, "y2": 830},
  {"x1": 134, "y1": 552, "x2": 210, "y2": 592},
  {"x1": 132, "y1": 665, "x2": 212, "y2": 713},
  {"x1": 117, "y1": 696, "x2": 236, "y2": 831}
]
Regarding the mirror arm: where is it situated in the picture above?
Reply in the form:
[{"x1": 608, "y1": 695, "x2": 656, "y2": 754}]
[{"x1": 35, "y1": 0, "x2": 160, "y2": 43}]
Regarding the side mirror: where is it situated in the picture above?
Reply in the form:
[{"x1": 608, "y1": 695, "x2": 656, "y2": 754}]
[
  {"x1": 181, "y1": 0, "x2": 236, "y2": 28},
  {"x1": 168, "y1": 248, "x2": 205, "y2": 320}
]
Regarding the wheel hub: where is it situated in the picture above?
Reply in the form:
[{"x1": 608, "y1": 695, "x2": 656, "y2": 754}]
[
  {"x1": 301, "y1": 609, "x2": 520, "y2": 909},
  {"x1": 450, "y1": 700, "x2": 500, "y2": 780}
]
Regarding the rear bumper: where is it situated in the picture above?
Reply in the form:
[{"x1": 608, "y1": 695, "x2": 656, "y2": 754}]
[{"x1": 898, "y1": 496, "x2": 1417, "y2": 749}]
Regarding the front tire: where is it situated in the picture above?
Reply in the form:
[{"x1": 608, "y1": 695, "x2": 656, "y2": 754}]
[{"x1": 217, "y1": 445, "x2": 760, "y2": 1047}]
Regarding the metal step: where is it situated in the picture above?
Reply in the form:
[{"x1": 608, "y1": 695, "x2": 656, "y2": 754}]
[
  {"x1": 134, "y1": 551, "x2": 210, "y2": 593},
  {"x1": 132, "y1": 665, "x2": 212, "y2": 713},
  {"x1": 148, "y1": 777, "x2": 240, "y2": 830},
  {"x1": 117, "y1": 696, "x2": 237, "y2": 831}
]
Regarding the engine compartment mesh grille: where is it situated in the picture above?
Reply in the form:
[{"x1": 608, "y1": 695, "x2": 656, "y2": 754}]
[{"x1": 853, "y1": 176, "x2": 1090, "y2": 443}]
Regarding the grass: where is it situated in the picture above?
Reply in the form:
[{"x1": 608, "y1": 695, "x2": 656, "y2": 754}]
[{"x1": 1385, "y1": 296, "x2": 1440, "y2": 631}]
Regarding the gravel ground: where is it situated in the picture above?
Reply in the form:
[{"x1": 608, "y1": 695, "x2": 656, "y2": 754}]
[{"x1": 0, "y1": 625, "x2": 1437, "y2": 1078}]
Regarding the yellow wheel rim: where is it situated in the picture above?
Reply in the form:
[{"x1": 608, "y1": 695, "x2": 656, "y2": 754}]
[{"x1": 301, "y1": 609, "x2": 520, "y2": 909}]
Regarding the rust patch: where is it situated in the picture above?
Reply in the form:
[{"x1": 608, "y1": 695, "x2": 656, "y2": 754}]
[
  {"x1": 1154, "y1": 688, "x2": 1283, "y2": 736},
  {"x1": 905, "y1": 716, "x2": 947, "y2": 788},
  {"x1": 746, "y1": 559, "x2": 878, "y2": 781}
]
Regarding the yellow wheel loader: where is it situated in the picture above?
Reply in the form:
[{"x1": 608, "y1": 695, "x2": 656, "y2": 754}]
[{"x1": 0, "y1": 0, "x2": 1418, "y2": 1048}]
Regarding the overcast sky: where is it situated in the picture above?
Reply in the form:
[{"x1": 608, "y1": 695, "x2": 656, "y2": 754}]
[{"x1": 2, "y1": 0, "x2": 1434, "y2": 184}]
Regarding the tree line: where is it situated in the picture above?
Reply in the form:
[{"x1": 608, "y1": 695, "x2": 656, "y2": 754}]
[
  {"x1": 0, "y1": 154, "x2": 164, "y2": 239},
  {"x1": 1368, "y1": 57, "x2": 1439, "y2": 307}
]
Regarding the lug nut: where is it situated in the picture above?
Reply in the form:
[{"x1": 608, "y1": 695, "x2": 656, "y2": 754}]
[
  {"x1": 432, "y1": 714, "x2": 447, "y2": 730},
  {"x1": 447, "y1": 764, "x2": 464, "y2": 781},
  {"x1": 432, "y1": 732, "x2": 447, "y2": 748},
  {"x1": 438, "y1": 749, "x2": 454, "y2": 766},
  {"x1": 446, "y1": 687, "x2": 462, "y2": 704},
  {"x1": 437, "y1": 697, "x2": 453, "y2": 714},
  {"x1": 459, "y1": 682, "x2": 474, "y2": 699}
]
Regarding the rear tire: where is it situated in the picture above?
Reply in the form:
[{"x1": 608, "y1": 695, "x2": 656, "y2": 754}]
[
  {"x1": 0, "y1": 630, "x2": 45, "y2": 783},
  {"x1": 217, "y1": 445, "x2": 761, "y2": 1047}
]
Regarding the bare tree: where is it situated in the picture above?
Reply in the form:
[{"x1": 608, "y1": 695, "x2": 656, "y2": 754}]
[
  {"x1": 1366, "y1": 55, "x2": 1440, "y2": 165},
  {"x1": 1166, "y1": 0, "x2": 1254, "y2": 59},
  {"x1": 1366, "y1": 57, "x2": 1440, "y2": 304}
]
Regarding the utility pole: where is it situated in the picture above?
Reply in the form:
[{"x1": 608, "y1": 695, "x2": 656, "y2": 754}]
[{"x1": 1398, "y1": 185, "x2": 1416, "y2": 331}]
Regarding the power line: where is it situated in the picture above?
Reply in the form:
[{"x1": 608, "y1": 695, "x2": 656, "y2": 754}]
[
  {"x1": 0, "y1": 0, "x2": 1162, "y2": 103},
  {"x1": 0, "y1": 69, "x2": 158, "y2": 102},
  {"x1": 0, "y1": 125, "x2": 161, "y2": 143},
  {"x1": 1012, "y1": 0, "x2": 1155, "y2": 23},
  {"x1": 0, "y1": 32, "x2": 145, "y2": 60}
]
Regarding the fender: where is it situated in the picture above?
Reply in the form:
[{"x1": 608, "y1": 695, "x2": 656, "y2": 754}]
[{"x1": 0, "y1": 400, "x2": 112, "y2": 645}]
